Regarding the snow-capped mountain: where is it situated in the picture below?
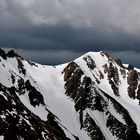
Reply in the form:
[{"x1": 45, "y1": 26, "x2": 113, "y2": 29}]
[{"x1": 0, "y1": 49, "x2": 140, "y2": 140}]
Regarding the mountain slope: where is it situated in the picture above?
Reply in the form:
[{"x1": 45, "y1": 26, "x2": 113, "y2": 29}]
[{"x1": 0, "y1": 49, "x2": 140, "y2": 140}]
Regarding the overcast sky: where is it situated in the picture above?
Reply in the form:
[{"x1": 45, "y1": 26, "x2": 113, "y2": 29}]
[{"x1": 0, "y1": 0, "x2": 140, "y2": 67}]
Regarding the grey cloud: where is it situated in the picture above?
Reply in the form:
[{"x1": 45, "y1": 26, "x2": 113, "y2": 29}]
[
  {"x1": 0, "y1": 23, "x2": 140, "y2": 52},
  {"x1": 3, "y1": 0, "x2": 140, "y2": 35},
  {"x1": 1, "y1": 0, "x2": 140, "y2": 31},
  {"x1": 13, "y1": 49, "x2": 83, "y2": 65},
  {"x1": 0, "y1": 0, "x2": 140, "y2": 67},
  {"x1": 109, "y1": 51, "x2": 140, "y2": 68}
]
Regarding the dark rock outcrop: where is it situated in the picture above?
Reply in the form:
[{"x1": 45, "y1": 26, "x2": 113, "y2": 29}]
[
  {"x1": 127, "y1": 70, "x2": 138, "y2": 99},
  {"x1": 0, "y1": 49, "x2": 7, "y2": 60}
]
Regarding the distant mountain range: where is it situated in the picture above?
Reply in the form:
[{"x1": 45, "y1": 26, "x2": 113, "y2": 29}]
[{"x1": 0, "y1": 49, "x2": 140, "y2": 140}]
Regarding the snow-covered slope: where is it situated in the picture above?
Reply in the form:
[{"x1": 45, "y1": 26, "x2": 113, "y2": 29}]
[{"x1": 0, "y1": 49, "x2": 140, "y2": 140}]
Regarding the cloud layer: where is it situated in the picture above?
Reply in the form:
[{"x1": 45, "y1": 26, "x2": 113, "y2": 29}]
[{"x1": 0, "y1": 0, "x2": 140, "y2": 66}]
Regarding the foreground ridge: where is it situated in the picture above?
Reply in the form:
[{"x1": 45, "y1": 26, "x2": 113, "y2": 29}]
[{"x1": 0, "y1": 49, "x2": 140, "y2": 140}]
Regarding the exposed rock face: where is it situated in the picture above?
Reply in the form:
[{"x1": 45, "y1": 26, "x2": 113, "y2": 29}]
[
  {"x1": 63, "y1": 63, "x2": 106, "y2": 139},
  {"x1": 83, "y1": 55, "x2": 96, "y2": 70},
  {"x1": 127, "y1": 69, "x2": 138, "y2": 99},
  {"x1": 0, "y1": 83, "x2": 69, "y2": 140},
  {"x1": 0, "y1": 49, "x2": 140, "y2": 140},
  {"x1": 0, "y1": 49, "x2": 7, "y2": 60},
  {"x1": 137, "y1": 85, "x2": 140, "y2": 101},
  {"x1": 7, "y1": 50, "x2": 18, "y2": 58},
  {"x1": 107, "y1": 62, "x2": 119, "y2": 96}
]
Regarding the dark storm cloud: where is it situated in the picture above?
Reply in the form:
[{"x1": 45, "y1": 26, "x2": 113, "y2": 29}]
[
  {"x1": 1, "y1": 23, "x2": 140, "y2": 52},
  {"x1": 0, "y1": 0, "x2": 140, "y2": 51},
  {"x1": 14, "y1": 49, "x2": 83, "y2": 65},
  {"x1": 109, "y1": 51, "x2": 140, "y2": 68},
  {"x1": 0, "y1": 0, "x2": 140, "y2": 66}
]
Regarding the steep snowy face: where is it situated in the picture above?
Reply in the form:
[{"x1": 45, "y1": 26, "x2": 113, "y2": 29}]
[
  {"x1": 0, "y1": 49, "x2": 140, "y2": 140},
  {"x1": 63, "y1": 52, "x2": 140, "y2": 140}
]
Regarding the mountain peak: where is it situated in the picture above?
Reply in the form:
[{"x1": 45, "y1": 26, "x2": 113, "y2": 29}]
[{"x1": 0, "y1": 49, "x2": 140, "y2": 139}]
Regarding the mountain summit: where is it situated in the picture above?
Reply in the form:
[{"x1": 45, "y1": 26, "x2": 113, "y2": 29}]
[{"x1": 0, "y1": 49, "x2": 140, "y2": 140}]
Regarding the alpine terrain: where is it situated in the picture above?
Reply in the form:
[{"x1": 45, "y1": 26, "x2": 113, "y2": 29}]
[{"x1": 0, "y1": 48, "x2": 140, "y2": 140}]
